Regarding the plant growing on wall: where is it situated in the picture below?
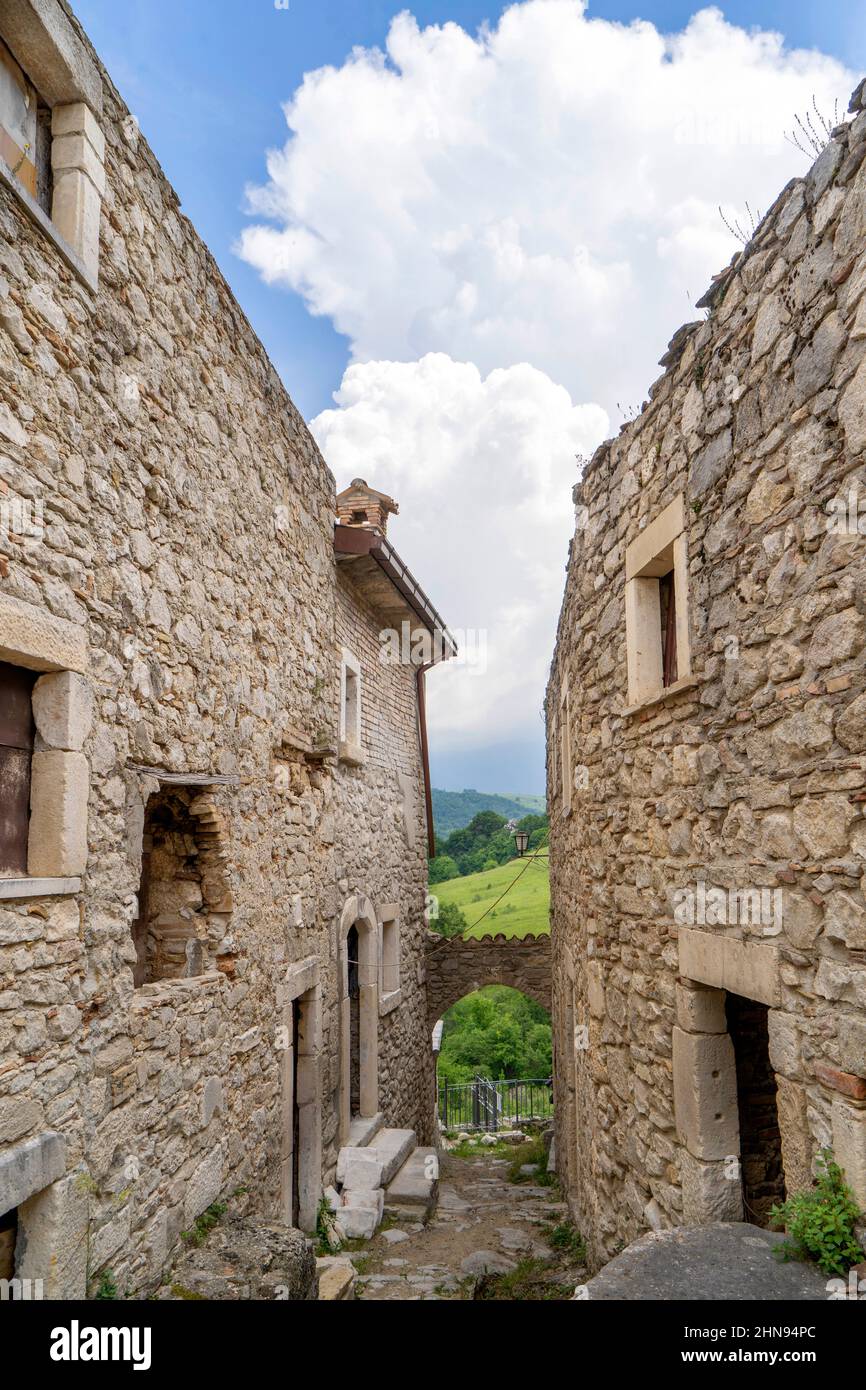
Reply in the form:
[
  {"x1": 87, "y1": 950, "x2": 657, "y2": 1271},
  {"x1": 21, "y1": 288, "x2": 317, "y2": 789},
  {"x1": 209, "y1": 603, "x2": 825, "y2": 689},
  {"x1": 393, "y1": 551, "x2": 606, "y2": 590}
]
[{"x1": 769, "y1": 1150, "x2": 864, "y2": 1277}]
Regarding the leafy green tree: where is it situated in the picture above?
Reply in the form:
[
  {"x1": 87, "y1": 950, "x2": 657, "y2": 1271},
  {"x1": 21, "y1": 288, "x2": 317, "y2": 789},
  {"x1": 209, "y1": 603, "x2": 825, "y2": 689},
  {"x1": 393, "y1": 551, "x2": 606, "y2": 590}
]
[
  {"x1": 429, "y1": 809, "x2": 549, "y2": 879},
  {"x1": 438, "y1": 986, "x2": 551, "y2": 1081},
  {"x1": 430, "y1": 900, "x2": 468, "y2": 938},
  {"x1": 429, "y1": 854, "x2": 459, "y2": 884}
]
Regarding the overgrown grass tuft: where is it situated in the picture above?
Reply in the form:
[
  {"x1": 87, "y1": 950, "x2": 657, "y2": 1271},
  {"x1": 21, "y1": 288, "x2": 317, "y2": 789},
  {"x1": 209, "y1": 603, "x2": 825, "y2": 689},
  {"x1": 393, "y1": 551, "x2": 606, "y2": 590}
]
[
  {"x1": 181, "y1": 1201, "x2": 227, "y2": 1249},
  {"x1": 473, "y1": 1257, "x2": 575, "y2": 1301},
  {"x1": 507, "y1": 1136, "x2": 556, "y2": 1186},
  {"x1": 546, "y1": 1220, "x2": 586, "y2": 1261}
]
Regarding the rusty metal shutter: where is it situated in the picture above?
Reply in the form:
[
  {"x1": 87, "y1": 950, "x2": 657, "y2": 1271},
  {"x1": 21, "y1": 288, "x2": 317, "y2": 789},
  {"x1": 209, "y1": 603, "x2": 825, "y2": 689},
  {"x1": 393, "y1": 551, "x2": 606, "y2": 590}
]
[{"x1": 0, "y1": 661, "x2": 36, "y2": 875}]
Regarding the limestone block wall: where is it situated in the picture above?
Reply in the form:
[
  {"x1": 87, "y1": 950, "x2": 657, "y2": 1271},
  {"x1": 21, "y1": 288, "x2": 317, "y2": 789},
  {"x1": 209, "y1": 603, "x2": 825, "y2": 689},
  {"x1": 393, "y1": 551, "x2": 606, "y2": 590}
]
[
  {"x1": 0, "y1": 2, "x2": 345, "y2": 1296},
  {"x1": 425, "y1": 931, "x2": 551, "y2": 1026},
  {"x1": 333, "y1": 577, "x2": 434, "y2": 1148},
  {"x1": 548, "y1": 87, "x2": 866, "y2": 1270}
]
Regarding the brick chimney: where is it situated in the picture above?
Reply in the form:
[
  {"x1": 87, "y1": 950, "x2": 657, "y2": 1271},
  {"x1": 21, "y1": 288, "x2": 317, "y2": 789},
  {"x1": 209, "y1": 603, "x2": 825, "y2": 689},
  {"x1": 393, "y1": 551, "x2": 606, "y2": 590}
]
[{"x1": 335, "y1": 478, "x2": 399, "y2": 536}]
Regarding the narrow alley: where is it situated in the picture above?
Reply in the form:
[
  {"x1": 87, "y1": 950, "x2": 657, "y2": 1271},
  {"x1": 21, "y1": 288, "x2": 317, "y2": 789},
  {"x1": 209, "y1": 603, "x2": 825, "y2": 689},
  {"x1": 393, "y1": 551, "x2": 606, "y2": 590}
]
[{"x1": 342, "y1": 1144, "x2": 585, "y2": 1301}]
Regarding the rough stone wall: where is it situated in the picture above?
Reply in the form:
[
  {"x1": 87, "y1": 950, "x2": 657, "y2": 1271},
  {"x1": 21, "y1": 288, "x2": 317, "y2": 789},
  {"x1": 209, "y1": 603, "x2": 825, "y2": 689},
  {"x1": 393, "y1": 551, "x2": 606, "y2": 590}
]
[
  {"x1": 334, "y1": 577, "x2": 434, "y2": 1146},
  {"x1": 425, "y1": 931, "x2": 551, "y2": 1026},
  {"x1": 0, "y1": 4, "x2": 433, "y2": 1296},
  {"x1": 548, "y1": 87, "x2": 866, "y2": 1269}
]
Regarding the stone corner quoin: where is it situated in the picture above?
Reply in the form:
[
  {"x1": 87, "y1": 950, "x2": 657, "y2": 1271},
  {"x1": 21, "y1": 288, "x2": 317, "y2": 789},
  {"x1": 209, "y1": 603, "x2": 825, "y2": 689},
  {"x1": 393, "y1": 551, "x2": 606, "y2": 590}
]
[{"x1": 547, "y1": 82, "x2": 866, "y2": 1270}]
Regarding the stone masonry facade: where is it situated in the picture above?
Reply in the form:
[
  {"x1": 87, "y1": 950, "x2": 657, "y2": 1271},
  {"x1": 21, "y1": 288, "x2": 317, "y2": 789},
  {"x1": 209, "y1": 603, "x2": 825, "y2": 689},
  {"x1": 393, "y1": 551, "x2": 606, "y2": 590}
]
[
  {"x1": 548, "y1": 81, "x2": 866, "y2": 1270},
  {"x1": 0, "y1": 1, "x2": 444, "y2": 1298},
  {"x1": 425, "y1": 931, "x2": 551, "y2": 1027}
]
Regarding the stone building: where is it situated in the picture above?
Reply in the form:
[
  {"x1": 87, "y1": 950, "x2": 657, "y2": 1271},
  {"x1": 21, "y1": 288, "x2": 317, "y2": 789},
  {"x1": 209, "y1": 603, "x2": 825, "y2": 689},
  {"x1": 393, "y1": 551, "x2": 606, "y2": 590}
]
[
  {"x1": 0, "y1": 0, "x2": 452, "y2": 1297},
  {"x1": 548, "y1": 81, "x2": 866, "y2": 1269}
]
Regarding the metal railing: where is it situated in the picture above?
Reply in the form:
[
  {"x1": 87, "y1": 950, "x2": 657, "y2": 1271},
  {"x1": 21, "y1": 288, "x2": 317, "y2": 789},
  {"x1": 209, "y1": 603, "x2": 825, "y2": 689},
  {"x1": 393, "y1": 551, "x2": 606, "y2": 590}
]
[{"x1": 438, "y1": 1075, "x2": 553, "y2": 1132}]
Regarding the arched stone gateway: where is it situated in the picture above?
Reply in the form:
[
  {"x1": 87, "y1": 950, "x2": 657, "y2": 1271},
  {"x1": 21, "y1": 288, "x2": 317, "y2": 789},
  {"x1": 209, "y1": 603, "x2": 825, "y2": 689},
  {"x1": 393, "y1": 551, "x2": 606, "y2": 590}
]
[{"x1": 425, "y1": 931, "x2": 551, "y2": 1025}]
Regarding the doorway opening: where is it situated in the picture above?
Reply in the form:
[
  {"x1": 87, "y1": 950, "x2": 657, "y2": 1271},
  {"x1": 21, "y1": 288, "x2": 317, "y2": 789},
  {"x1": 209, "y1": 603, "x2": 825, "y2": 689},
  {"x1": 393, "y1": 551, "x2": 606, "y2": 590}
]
[
  {"x1": 338, "y1": 897, "x2": 379, "y2": 1143},
  {"x1": 280, "y1": 959, "x2": 321, "y2": 1232},
  {"x1": 726, "y1": 992, "x2": 786, "y2": 1226},
  {"x1": 0, "y1": 1207, "x2": 17, "y2": 1281},
  {"x1": 347, "y1": 923, "x2": 360, "y2": 1119},
  {"x1": 291, "y1": 997, "x2": 301, "y2": 1228}
]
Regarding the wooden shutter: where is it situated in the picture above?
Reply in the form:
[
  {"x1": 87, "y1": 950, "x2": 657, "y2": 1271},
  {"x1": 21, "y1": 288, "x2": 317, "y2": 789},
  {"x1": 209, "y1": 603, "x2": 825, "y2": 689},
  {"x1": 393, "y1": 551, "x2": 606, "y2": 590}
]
[
  {"x1": 0, "y1": 661, "x2": 36, "y2": 874},
  {"x1": 660, "y1": 572, "x2": 678, "y2": 688}
]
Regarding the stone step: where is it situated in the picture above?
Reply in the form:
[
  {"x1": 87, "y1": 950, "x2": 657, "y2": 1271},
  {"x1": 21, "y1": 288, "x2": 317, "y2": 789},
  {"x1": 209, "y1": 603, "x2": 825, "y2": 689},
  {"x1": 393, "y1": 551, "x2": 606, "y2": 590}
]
[
  {"x1": 348, "y1": 1112, "x2": 384, "y2": 1148},
  {"x1": 337, "y1": 1128, "x2": 416, "y2": 1191},
  {"x1": 316, "y1": 1256, "x2": 355, "y2": 1301},
  {"x1": 371, "y1": 1128, "x2": 417, "y2": 1186},
  {"x1": 384, "y1": 1146, "x2": 439, "y2": 1224},
  {"x1": 336, "y1": 1187, "x2": 384, "y2": 1240}
]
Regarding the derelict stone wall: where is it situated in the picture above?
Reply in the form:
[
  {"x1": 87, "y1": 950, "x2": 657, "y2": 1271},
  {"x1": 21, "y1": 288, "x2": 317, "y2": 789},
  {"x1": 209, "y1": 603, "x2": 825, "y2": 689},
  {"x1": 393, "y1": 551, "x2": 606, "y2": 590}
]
[
  {"x1": 548, "y1": 86, "x2": 866, "y2": 1269},
  {"x1": 0, "y1": 0, "x2": 437, "y2": 1298}
]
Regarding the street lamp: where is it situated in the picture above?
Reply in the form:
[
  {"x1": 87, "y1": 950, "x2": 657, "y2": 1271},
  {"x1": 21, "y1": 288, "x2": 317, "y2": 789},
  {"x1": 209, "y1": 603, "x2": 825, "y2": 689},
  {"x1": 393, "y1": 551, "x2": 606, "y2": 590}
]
[{"x1": 513, "y1": 830, "x2": 530, "y2": 857}]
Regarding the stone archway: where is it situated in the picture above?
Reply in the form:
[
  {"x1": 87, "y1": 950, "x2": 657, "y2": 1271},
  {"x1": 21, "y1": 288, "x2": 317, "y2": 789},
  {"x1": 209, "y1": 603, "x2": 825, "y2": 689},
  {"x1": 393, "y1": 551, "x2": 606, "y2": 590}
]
[
  {"x1": 338, "y1": 895, "x2": 379, "y2": 1145},
  {"x1": 425, "y1": 931, "x2": 551, "y2": 1026}
]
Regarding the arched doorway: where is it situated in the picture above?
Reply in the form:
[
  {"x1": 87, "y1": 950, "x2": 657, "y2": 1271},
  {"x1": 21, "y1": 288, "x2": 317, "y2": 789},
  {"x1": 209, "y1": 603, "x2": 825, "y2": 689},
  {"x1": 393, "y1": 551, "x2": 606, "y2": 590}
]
[
  {"x1": 435, "y1": 984, "x2": 553, "y2": 1135},
  {"x1": 339, "y1": 896, "x2": 379, "y2": 1144}
]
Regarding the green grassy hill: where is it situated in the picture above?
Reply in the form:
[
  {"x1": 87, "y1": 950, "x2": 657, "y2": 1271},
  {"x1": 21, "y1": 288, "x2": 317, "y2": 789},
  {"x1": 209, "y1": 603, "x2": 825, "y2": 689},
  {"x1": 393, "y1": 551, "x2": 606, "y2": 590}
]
[
  {"x1": 431, "y1": 788, "x2": 546, "y2": 837},
  {"x1": 433, "y1": 855, "x2": 550, "y2": 939}
]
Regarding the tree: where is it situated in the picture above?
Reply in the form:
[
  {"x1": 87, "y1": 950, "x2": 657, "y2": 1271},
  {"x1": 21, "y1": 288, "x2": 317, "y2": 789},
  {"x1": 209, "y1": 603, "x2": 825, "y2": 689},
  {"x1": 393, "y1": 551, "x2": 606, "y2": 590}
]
[
  {"x1": 430, "y1": 809, "x2": 549, "y2": 879},
  {"x1": 429, "y1": 854, "x2": 459, "y2": 884},
  {"x1": 430, "y1": 901, "x2": 467, "y2": 939},
  {"x1": 438, "y1": 985, "x2": 552, "y2": 1081}
]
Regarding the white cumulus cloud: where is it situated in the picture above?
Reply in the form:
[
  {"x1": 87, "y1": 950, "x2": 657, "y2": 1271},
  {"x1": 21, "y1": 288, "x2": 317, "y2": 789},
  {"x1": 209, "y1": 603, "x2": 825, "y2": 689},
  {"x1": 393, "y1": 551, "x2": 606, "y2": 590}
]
[
  {"x1": 239, "y1": 0, "x2": 852, "y2": 413},
  {"x1": 312, "y1": 353, "x2": 607, "y2": 745},
  {"x1": 237, "y1": 0, "x2": 854, "y2": 766}
]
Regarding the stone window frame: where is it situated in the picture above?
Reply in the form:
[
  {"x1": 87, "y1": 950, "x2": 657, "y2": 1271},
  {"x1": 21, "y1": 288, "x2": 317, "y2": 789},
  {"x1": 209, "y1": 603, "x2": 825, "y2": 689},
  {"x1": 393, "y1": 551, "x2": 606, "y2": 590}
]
[
  {"x1": 624, "y1": 494, "x2": 697, "y2": 714},
  {"x1": 338, "y1": 646, "x2": 364, "y2": 765},
  {"x1": 0, "y1": 593, "x2": 90, "y2": 901},
  {"x1": 559, "y1": 677, "x2": 572, "y2": 816},
  {"x1": 1, "y1": 0, "x2": 105, "y2": 290},
  {"x1": 378, "y1": 902, "x2": 401, "y2": 1015}
]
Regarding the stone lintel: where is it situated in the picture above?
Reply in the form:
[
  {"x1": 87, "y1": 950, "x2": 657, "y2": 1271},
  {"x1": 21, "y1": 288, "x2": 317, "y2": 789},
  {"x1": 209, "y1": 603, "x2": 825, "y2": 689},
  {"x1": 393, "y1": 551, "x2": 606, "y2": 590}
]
[
  {"x1": 678, "y1": 928, "x2": 780, "y2": 1007},
  {"x1": 0, "y1": 1130, "x2": 66, "y2": 1217}
]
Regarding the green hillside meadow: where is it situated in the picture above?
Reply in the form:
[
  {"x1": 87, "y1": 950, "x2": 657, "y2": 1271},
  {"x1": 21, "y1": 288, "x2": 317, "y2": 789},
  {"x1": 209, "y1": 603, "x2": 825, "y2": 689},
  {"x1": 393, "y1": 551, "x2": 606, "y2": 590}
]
[{"x1": 433, "y1": 855, "x2": 550, "y2": 939}]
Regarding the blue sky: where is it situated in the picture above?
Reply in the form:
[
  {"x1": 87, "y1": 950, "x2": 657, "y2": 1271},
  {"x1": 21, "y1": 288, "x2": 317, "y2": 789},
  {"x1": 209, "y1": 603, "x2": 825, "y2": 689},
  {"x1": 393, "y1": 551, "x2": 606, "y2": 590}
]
[
  {"x1": 73, "y1": 0, "x2": 865, "y2": 422},
  {"x1": 72, "y1": 1, "x2": 864, "y2": 795}
]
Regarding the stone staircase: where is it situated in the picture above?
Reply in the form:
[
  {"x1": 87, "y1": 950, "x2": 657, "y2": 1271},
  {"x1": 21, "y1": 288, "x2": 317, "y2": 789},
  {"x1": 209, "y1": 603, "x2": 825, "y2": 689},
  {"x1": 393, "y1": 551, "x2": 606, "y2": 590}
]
[
  {"x1": 384, "y1": 1145, "x2": 439, "y2": 1225},
  {"x1": 326, "y1": 1115, "x2": 438, "y2": 1240}
]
